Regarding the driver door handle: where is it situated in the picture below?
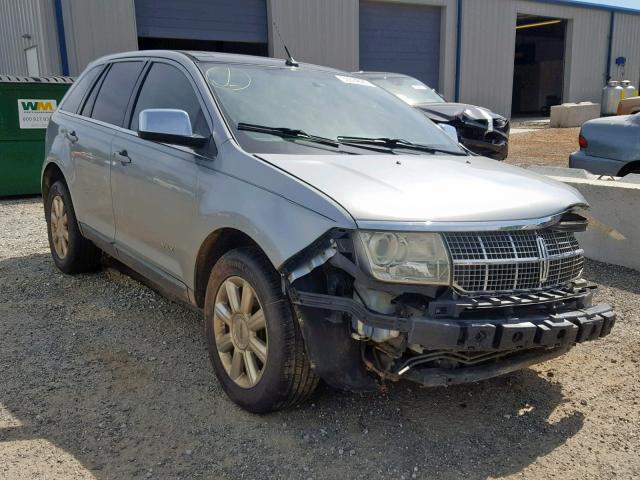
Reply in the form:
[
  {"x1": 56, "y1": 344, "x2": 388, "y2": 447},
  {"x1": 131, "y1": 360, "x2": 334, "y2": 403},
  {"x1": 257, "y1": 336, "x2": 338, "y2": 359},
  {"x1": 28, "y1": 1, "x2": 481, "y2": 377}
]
[
  {"x1": 115, "y1": 149, "x2": 131, "y2": 165},
  {"x1": 64, "y1": 129, "x2": 78, "y2": 143}
]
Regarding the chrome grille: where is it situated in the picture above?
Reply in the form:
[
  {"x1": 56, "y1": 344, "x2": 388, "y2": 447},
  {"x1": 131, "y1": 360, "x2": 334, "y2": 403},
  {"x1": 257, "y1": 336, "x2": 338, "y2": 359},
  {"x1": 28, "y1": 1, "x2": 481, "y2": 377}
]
[{"x1": 444, "y1": 230, "x2": 584, "y2": 294}]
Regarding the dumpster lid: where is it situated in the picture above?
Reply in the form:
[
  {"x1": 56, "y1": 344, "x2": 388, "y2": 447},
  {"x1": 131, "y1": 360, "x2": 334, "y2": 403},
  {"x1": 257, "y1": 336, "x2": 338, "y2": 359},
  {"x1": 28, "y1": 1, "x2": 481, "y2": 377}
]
[{"x1": 0, "y1": 75, "x2": 74, "y2": 84}]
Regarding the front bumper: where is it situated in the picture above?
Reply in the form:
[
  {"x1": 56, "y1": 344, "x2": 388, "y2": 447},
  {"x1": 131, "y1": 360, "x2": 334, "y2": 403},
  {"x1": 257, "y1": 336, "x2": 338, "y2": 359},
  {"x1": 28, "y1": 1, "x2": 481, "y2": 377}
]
[
  {"x1": 460, "y1": 136, "x2": 508, "y2": 160},
  {"x1": 293, "y1": 291, "x2": 615, "y2": 352},
  {"x1": 401, "y1": 347, "x2": 571, "y2": 387}
]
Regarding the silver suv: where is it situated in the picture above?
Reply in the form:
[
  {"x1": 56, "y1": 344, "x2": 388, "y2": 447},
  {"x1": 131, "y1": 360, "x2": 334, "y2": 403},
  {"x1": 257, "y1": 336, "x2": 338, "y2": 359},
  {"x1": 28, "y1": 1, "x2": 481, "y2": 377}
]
[{"x1": 42, "y1": 51, "x2": 615, "y2": 413}]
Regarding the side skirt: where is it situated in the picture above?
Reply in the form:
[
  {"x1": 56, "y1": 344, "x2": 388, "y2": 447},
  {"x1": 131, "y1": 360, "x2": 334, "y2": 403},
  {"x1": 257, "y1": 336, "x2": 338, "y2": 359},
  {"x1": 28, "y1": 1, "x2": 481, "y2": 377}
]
[{"x1": 80, "y1": 222, "x2": 194, "y2": 307}]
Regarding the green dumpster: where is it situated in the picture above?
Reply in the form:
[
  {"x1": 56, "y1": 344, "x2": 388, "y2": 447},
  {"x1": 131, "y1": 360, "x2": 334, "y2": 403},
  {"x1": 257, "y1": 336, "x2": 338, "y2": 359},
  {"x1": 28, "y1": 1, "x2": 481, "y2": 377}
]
[{"x1": 0, "y1": 75, "x2": 73, "y2": 196}]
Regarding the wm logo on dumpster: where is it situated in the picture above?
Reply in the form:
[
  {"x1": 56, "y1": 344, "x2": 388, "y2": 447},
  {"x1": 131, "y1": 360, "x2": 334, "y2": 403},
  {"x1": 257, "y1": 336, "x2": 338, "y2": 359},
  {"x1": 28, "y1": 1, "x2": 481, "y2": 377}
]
[
  {"x1": 17, "y1": 98, "x2": 57, "y2": 129},
  {"x1": 20, "y1": 100, "x2": 55, "y2": 111}
]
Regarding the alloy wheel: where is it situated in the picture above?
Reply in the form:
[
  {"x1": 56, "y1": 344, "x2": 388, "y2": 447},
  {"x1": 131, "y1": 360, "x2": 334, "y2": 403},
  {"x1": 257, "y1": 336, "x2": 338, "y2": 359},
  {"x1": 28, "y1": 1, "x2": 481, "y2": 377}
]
[
  {"x1": 50, "y1": 195, "x2": 69, "y2": 259},
  {"x1": 213, "y1": 276, "x2": 268, "y2": 388}
]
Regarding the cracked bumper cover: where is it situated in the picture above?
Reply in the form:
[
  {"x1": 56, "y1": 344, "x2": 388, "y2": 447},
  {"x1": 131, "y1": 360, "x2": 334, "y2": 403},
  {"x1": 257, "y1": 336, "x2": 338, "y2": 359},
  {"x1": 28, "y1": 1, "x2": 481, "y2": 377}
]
[{"x1": 292, "y1": 291, "x2": 616, "y2": 352}]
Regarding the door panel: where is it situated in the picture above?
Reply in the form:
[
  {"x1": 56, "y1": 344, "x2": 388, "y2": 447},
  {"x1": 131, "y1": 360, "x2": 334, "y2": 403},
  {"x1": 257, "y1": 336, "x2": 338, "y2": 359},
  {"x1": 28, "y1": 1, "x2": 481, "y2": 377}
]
[
  {"x1": 63, "y1": 60, "x2": 145, "y2": 241},
  {"x1": 110, "y1": 60, "x2": 212, "y2": 283},
  {"x1": 110, "y1": 134, "x2": 198, "y2": 282},
  {"x1": 63, "y1": 114, "x2": 116, "y2": 241}
]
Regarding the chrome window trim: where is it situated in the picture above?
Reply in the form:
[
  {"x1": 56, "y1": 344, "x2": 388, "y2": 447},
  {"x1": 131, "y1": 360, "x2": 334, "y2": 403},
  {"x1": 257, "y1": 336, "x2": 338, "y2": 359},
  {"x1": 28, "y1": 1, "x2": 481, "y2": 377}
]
[{"x1": 355, "y1": 207, "x2": 587, "y2": 233}]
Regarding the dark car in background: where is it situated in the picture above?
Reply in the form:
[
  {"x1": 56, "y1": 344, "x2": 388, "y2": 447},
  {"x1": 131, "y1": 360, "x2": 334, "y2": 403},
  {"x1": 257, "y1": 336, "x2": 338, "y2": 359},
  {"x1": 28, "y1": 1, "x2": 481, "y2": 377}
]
[{"x1": 357, "y1": 72, "x2": 510, "y2": 160}]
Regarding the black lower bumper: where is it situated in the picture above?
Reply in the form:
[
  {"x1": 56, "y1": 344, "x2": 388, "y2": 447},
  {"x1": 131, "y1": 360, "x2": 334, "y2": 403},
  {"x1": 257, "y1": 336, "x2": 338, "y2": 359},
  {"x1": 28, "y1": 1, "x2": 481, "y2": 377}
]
[
  {"x1": 292, "y1": 291, "x2": 616, "y2": 352},
  {"x1": 402, "y1": 347, "x2": 570, "y2": 387},
  {"x1": 460, "y1": 136, "x2": 508, "y2": 160}
]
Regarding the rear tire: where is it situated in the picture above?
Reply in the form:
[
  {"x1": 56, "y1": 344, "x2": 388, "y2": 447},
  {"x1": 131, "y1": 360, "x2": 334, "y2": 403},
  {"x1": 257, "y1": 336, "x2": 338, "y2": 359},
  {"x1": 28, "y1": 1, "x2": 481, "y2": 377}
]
[
  {"x1": 619, "y1": 166, "x2": 640, "y2": 177},
  {"x1": 204, "y1": 247, "x2": 318, "y2": 413},
  {"x1": 45, "y1": 180, "x2": 101, "y2": 274}
]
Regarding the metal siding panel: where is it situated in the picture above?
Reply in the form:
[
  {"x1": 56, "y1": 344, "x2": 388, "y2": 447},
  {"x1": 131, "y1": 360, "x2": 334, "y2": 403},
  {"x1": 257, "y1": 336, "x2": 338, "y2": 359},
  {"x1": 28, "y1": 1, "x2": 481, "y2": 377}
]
[
  {"x1": 611, "y1": 13, "x2": 640, "y2": 88},
  {"x1": 460, "y1": 0, "x2": 611, "y2": 117},
  {"x1": 359, "y1": 1, "x2": 441, "y2": 88},
  {"x1": 268, "y1": 0, "x2": 456, "y2": 94},
  {"x1": 0, "y1": 0, "x2": 61, "y2": 76},
  {"x1": 134, "y1": 0, "x2": 268, "y2": 43},
  {"x1": 268, "y1": 0, "x2": 359, "y2": 71},
  {"x1": 61, "y1": 0, "x2": 138, "y2": 75},
  {"x1": 36, "y1": 0, "x2": 63, "y2": 76},
  {"x1": 459, "y1": 0, "x2": 514, "y2": 116}
]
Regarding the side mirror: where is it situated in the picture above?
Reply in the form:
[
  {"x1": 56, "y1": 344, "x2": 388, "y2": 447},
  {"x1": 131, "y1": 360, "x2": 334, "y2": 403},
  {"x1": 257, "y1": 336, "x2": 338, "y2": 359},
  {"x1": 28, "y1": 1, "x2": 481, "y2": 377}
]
[
  {"x1": 137, "y1": 109, "x2": 207, "y2": 147},
  {"x1": 438, "y1": 123, "x2": 459, "y2": 143}
]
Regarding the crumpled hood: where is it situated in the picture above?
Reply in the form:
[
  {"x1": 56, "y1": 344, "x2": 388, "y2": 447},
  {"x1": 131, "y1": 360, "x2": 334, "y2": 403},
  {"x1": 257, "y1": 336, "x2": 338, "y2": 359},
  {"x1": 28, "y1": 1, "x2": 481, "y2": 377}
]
[
  {"x1": 258, "y1": 153, "x2": 587, "y2": 223},
  {"x1": 414, "y1": 102, "x2": 502, "y2": 124}
]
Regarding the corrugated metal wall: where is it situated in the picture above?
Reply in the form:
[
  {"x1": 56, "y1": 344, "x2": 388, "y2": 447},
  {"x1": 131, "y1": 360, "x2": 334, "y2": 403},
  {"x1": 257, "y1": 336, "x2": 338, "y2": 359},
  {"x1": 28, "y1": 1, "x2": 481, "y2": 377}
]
[
  {"x1": 135, "y1": 0, "x2": 268, "y2": 43},
  {"x1": 59, "y1": 0, "x2": 138, "y2": 75},
  {"x1": 611, "y1": 12, "x2": 640, "y2": 88},
  {"x1": 268, "y1": 0, "x2": 458, "y2": 98},
  {"x1": 0, "y1": 0, "x2": 62, "y2": 76},
  {"x1": 268, "y1": 0, "x2": 360, "y2": 72},
  {"x1": 359, "y1": 1, "x2": 442, "y2": 87},
  {"x1": 1, "y1": 0, "x2": 640, "y2": 113},
  {"x1": 459, "y1": 0, "x2": 610, "y2": 116}
]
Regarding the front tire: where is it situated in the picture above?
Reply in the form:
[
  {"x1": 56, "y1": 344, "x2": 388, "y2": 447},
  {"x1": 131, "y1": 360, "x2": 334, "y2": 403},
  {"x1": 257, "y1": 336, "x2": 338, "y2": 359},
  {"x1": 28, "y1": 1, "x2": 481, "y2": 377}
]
[
  {"x1": 204, "y1": 247, "x2": 318, "y2": 413},
  {"x1": 45, "y1": 180, "x2": 101, "y2": 273}
]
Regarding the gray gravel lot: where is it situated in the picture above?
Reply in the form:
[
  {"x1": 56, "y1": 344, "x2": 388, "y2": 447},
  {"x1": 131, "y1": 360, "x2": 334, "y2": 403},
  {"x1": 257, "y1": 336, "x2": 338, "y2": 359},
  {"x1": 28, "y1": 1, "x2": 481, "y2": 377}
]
[{"x1": 1, "y1": 197, "x2": 639, "y2": 480}]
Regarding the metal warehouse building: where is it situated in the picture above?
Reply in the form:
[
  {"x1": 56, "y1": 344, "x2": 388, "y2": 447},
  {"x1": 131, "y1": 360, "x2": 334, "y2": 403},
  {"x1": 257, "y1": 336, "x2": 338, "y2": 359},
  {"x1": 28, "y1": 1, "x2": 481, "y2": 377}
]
[{"x1": 1, "y1": 0, "x2": 640, "y2": 117}]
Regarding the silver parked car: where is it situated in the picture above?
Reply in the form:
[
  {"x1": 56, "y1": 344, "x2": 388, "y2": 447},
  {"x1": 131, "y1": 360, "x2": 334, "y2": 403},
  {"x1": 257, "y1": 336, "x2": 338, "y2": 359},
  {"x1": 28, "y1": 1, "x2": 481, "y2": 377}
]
[
  {"x1": 569, "y1": 113, "x2": 640, "y2": 176},
  {"x1": 43, "y1": 51, "x2": 615, "y2": 413}
]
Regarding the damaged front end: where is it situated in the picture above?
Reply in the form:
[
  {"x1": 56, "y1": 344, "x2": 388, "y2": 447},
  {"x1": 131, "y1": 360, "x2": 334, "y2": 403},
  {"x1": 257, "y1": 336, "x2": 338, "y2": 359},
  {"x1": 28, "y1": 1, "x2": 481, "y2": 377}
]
[
  {"x1": 281, "y1": 220, "x2": 615, "y2": 391},
  {"x1": 418, "y1": 104, "x2": 510, "y2": 160}
]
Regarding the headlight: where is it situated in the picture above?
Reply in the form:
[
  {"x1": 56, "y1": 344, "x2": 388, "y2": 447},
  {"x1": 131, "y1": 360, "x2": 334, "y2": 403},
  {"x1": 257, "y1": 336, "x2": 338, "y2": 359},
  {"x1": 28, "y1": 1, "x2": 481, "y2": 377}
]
[
  {"x1": 494, "y1": 117, "x2": 508, "y2": 129},
  {"x1": 354, "y1": 231, "x2": 451, "y2": 285}
]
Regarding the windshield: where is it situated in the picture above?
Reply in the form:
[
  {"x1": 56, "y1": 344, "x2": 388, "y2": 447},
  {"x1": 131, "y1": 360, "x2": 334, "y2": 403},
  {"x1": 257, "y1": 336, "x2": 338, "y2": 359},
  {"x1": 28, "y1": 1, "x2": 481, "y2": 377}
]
[
  {"x1": 366, "y1": 76, "x2": 445, "y2": 106},
  {"x1": 200, "y1": 63, "x2": 462, "y2": 155}
]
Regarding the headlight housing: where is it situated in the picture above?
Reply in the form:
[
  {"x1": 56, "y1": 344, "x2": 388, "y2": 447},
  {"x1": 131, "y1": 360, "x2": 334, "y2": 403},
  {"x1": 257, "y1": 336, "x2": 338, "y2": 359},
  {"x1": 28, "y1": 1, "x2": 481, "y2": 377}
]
[
  {"x1": 354, "y1": 231, "x2": 451, "y2": 285},
  {"x1": 494, "y1": 116, "x2": 508, "y2": 129}
]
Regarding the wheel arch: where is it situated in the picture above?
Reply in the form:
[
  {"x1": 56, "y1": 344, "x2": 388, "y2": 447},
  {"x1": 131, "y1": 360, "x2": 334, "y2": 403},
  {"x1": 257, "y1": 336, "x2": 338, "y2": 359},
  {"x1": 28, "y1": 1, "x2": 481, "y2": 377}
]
[
  {"x1": 194, "y1": 227, "x2": 271, "y2": 308},
  {"x1": 618, "y1": 161, "x2": 640, "y2": 177},
  {"x1": 42, "y1": 162, "x2": 67, "y2": 201}
]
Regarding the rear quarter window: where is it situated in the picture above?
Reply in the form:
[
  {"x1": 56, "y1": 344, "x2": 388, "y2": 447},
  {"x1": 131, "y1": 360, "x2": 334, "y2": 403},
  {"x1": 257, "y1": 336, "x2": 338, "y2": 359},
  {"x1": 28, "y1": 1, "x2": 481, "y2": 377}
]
[{"x1": 58, "y1": 66, "x2": 101, "y2": 114}]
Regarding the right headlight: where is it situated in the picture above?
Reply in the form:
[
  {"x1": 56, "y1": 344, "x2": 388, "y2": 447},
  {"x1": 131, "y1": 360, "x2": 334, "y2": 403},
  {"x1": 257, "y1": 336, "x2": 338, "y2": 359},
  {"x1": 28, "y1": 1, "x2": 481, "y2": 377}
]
[
  {"x1": 354, "y1": 231, "x2": 451, "y2": 285},
  {"x1": 494, "y1": 116, "x2": 508, "y2": 129}
]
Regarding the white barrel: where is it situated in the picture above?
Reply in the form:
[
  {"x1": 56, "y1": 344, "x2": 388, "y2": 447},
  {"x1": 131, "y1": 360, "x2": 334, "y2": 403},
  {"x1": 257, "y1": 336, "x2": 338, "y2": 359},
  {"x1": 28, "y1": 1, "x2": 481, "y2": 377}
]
[
  {"x1": 621, "y1": 80, "x2": 637, "y2": 99},
  {"x1": 602, "y1": 80, "x2": 623, "y2": 115}
]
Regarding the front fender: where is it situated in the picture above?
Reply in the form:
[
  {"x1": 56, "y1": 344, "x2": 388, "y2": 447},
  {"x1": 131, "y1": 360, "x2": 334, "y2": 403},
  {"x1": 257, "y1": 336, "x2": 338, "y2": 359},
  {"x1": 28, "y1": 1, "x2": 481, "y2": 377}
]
[{"x1": 187, "y1": 143, "x2": 357, "y2": 289}]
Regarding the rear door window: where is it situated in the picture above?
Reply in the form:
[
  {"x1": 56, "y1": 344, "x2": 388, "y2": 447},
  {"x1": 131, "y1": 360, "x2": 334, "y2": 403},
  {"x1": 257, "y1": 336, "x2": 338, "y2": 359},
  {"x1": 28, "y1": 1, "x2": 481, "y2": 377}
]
[
  {"x1": 130, "y1": 62, "x2": 210, "y2": 136},
  {"x1": 90, "y1": 61, "x2": 145, "y2": 127},
  {"x1": 59, "y1": 66, "x2": 101, "y2": 114}
]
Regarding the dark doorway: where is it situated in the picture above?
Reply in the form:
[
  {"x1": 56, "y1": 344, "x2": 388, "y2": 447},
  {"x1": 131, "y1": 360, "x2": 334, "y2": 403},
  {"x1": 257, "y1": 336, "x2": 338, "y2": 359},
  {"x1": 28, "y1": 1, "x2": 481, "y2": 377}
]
[
  {"x1": 138, "y1": 37, "x2": 268, "y2": 57},
  {"x1": 512, "y1": 14, "x2": 567, "y2": 117}
]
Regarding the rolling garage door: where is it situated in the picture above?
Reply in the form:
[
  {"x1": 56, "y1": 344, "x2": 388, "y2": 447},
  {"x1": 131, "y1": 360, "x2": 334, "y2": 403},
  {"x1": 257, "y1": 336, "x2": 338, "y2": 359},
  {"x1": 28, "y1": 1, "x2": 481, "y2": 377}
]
[
  {"x1": 359, "y1": 1, "x2": 441, "y2": 88},
  {"x1": 134, "y1": 0, "x2": 268, "y2": 44}
]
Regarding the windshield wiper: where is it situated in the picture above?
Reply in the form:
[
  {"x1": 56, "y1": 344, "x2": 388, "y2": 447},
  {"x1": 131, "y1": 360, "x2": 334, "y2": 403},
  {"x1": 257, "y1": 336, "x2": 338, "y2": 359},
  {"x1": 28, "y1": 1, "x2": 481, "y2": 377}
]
[
  {"x1": 237, "y1": 123, "x2": 340, "y2": 147},
  {"x1": 336, "y1": 136, "x2": 467, "y2": 156}
]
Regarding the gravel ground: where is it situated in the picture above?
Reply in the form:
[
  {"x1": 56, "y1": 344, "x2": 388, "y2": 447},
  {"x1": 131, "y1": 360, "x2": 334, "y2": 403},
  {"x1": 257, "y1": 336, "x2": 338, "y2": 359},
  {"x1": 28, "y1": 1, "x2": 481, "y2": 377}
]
[
  {"x1": 1, "y1": 197, "x2": 639, "y2": 480},
  {"x1": 507, "y1": 127, "x2": 580, "y2": 168}
]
